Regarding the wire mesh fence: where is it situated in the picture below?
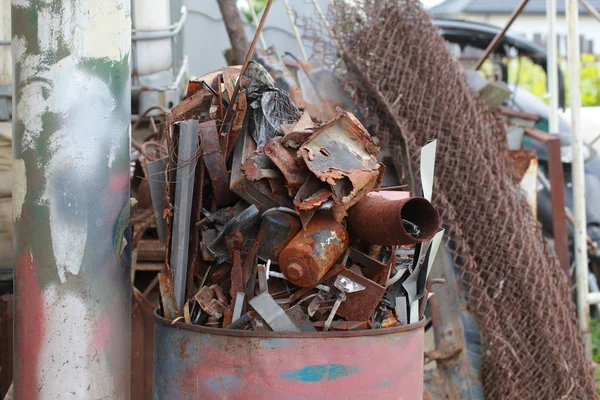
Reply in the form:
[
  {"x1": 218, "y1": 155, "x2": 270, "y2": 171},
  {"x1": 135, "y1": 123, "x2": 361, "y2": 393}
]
[{"x1": 296, "y1": 0, "x2": 597, "y2": 397}]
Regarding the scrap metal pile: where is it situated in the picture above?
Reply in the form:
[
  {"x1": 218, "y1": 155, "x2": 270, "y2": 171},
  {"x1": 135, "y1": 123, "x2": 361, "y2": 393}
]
[{"x1": 153, "y1": 62, "x2": 443, "y2": 332}]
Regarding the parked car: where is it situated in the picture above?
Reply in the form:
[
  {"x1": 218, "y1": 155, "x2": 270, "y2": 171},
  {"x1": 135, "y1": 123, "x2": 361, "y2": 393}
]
[
  {"x1": 423, "y1": 18, "x2": 600, "y2": 399},
  {"x1": 435, "y1": 17, "x2": 600, "y2": 264}
]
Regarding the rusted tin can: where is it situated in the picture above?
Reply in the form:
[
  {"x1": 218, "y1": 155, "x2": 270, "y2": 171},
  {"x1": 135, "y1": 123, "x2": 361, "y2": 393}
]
[
  {"x1": 153, "y1": 310, "x2": 425, "y2": 399},
  {"x1": 257, "y1": 210, "x2": 302, "y2": 263},
  {"x1": 347, "y1": 193, "x2": 440, "y2": 246},
  {"x1": 278, "y1": 215, "x2": 349, "y2": 287}
]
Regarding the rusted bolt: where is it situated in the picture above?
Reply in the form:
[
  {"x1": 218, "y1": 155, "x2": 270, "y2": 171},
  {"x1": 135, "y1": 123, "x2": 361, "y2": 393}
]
[{"x1": 286, "y1": 263, "x2": 305, "y2": 280}]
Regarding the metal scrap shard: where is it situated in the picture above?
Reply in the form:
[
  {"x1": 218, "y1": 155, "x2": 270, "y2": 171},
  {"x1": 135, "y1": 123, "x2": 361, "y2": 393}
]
[
  {"x1": 293, "y1": 174, "x2": 333, "y2": 228},
  {"x1": 200, "y1": 120, "x2": 237, "y2": 206},
  {"x1": 281, "y1": 112, "x2": 315, "y2": 149},
  {"x1": 240, "y1": 150, "x2": 282, "y2": 182},
  {"x1": 171, "y1": 120, "x2": 199, "y2": 313},
  {"x1": 299, "y1": 109, "x2": 380, "y2": 220},
  {"x1": 264, "y1": 137, "x2": 309, "y2": 195},
  {"x1": 249, "y1": 291, "x2": 300, "y2": 332},
  {"x1": 172, "y1": 86, "x2": 214, "y2": 120},
  {"x1": 336, "y1": 269, "x2": 386, "y2": 321},
  {"x1": 158, "y1": 271, "x2": 179, "y2": 320},
  {"x1": 230, "y1": 129, "x2": 295, "y2": 210}
]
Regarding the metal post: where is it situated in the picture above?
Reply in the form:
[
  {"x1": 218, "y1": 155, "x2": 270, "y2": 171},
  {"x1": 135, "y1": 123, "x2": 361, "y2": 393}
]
[
  {"x1": 474, "y1": 0, "x2": 530, "y2": 70},
  {"x1": 547, "y1": 0, "x2": 559, "y2": 134},
  {"x1": 283, "y1": 0, "x2": 309, "y2": 61},
  {"x1": 12, "y1": 0, "x2": 132, "y2": 398},
  {"x1": 579, "y1": 0, "x2": 600, "y2": 23},
  {"x1": 566, "y1": 0, "x2": 591, "y2": 358}
]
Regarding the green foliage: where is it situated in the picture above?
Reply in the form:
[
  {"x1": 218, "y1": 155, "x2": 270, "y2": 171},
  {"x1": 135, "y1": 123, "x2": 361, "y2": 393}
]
[
  {"x1": 237, "y1": 0, "x2": 272, "y2": 23},
  {"x1": 580, "y1": 54, "x2": 600, "y2": 106},
  {"x1": 507, "y1": 57, "x2": 548, "y2": 101},
  {"x1": 592, "y1": 319, "x2": 600, "y2": 363},
  {"x1": 502, "y1": 54, "x2": 600, "y2": 107},
  {"x1": 592, "y1": 319, "x2": 600, "y2": 393}
]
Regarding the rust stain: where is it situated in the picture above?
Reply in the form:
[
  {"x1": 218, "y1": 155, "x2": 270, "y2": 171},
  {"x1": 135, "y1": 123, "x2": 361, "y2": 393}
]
[
  {"x1": 279, "y1": 215, "x2": 349, "y2": 287},
  {"x1": 336, "y1": 269, "x2": 387, "y2": 321},
  {"x1": 299, "y1": 109, "x2": 381, "y2": 217},
  {"x1": 200, "y1": 121, "x2": 237, "y2": 206},
  {"x1": 507, "y1": 150, "x2": 537, "y2": 184},
  {"x1": 14, "y1": 251, "x2": 44, "y2": 400},
  {"x1": 178, "y1": 337, "x2": 191, "y2": 360}
]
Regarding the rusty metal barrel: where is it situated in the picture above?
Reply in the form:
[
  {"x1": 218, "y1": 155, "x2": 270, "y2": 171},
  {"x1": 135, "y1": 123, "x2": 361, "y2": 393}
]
[{"x1": 153, "y1": 310, "x2": 425, "y2": 399}]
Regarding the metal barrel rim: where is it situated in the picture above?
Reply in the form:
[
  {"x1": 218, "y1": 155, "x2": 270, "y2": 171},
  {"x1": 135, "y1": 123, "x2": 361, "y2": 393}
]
[{"x1": 154, "y1": 308, "x2": 426, "y2": 338}]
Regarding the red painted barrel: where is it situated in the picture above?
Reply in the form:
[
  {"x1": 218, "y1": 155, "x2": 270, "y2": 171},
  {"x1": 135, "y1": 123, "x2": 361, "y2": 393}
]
[{"x1": 153, "y1": 310, "x2": 425, "y2": 399}]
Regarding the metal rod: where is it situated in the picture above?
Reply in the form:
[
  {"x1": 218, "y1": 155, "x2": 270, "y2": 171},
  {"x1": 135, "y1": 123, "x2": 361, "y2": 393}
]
[
  {"x1": 283, "y1": 0, "x2": 309, "y2": 61},
  {"x1": 525, "y1": 128, "x2": 570, "y2": 274},
  {"x1": 248, "y1": 0, "x2": 268, "y2": 49},
  {"x1": 12, "y1": 0, "x2": 132, "y2": 397},
  {"x1": 547, "y1": 0, "x2": 560, "y2": 134},
  {"x1": 587, "y1": 292, "x2": 600, "y2": 305},
  {"x1": 567, "y1": 0, "x2": 591, "y2": 359},
  {"x1": 474, "y1": 0, "x2": 530, "y2": 70},
  {"x1": 311, "y1": 0, "x2": 343, "y2": 52},
  {"x1": 579, "y1": 0, "x2": 600, "y2": 22},
  {"x1": 221, "y1": 0, "x2": 274, "y2": 138}
]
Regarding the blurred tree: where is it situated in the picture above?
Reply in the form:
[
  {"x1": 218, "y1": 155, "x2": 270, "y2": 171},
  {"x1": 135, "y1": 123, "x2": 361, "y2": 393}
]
[
  {"x1": 218, "y1": 0, "x2": 250, "y2": 65},
  {"x1": 505, "y1": 55, "x2": 600, "y2": 107}
]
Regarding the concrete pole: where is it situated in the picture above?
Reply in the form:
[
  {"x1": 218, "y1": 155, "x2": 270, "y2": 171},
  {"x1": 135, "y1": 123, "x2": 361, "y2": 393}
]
[
  {"x1": 566, "y1": 0, "x2": 591, "y2": 358},
  {"x1": 12, "y1": 0, "x2": 132, "y2": 398},
  {"x1": 547, "y1": 0, "x2": 559, "y2": 134}
]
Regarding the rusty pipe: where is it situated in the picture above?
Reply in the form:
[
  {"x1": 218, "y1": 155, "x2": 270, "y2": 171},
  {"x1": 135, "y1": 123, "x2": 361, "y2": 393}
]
[
  {"x1": 279, "y1": 215, "x2": 349, "y2": 287},
  {"x1": 347, "y1": 194, "x2": 440, "y2": 246}
]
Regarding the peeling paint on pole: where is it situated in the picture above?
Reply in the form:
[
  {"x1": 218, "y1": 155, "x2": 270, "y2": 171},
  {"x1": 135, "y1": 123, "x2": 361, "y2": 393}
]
[{"x1": 12, "y1": 0, "x2": 132, "y2": 398}]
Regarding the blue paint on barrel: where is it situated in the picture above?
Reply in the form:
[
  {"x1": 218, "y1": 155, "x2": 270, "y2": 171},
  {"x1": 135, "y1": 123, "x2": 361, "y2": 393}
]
[
  {"x1": 281, "y1": 363, "x2": 359, "y2": 382},
  {"x1": 376, "y1": 378, "x2": 391, "y2": 388}
]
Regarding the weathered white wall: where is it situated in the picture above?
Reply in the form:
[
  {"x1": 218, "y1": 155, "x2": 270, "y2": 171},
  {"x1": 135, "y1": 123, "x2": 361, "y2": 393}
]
[
  {"x1": 184, "y1": 0, "x2": 330, "y2": 75},
  {"x1": 0, "y1": 0, "x2": 11, "y2": 85},
  {"x1": 458, "y1": 13, "x2": 600, "y2": 55}
]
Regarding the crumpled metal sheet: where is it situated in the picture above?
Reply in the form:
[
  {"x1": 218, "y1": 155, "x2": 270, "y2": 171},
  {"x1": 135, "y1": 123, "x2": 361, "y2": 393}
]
[
  {"x1": 230, "y1": 129, "x2": 294, "y2": 211},
  {"x1": 292, "y1": 174, "x2": 333, "y2": 228},
  {"x1": 240, "y1": 150, "x2": 282, "y2": 182},
  {"x1": 299, "y1": 109, "x2": 380, "y2": 220},
  {"x1": 281, "y1": 112, "x2": 315, "y2": 149},
  {"x1": 263, "y1": 136, "x2": 309, "y2": 195},
  {"x1": 172, "y1": 87, "x2": 213, "y2": 120}
]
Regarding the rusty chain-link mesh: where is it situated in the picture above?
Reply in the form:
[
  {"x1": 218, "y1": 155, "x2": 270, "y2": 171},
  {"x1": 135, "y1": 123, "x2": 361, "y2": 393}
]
[{"x1": 299, "y1": 0, "x2": 597, "y2": 397}]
